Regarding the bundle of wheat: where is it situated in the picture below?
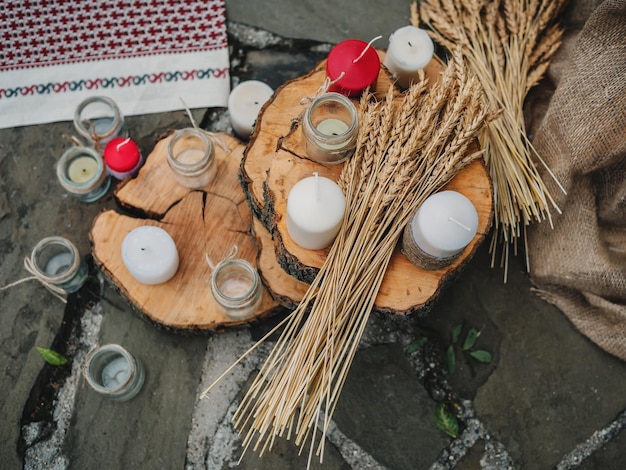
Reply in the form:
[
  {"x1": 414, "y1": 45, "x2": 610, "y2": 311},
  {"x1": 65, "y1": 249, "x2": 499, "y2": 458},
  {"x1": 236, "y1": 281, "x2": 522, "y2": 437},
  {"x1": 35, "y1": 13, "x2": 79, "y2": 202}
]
[
  {"x1": 416, "y1": 0, "x2": 567, "y2": 280},
  {"x1": 207, "y1": 51, "x2": 492, "y2": 466}
]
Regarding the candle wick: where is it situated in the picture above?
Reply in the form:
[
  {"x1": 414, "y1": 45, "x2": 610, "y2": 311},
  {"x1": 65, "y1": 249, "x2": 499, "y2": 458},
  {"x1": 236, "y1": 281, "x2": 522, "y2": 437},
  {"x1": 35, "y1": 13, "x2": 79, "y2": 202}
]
[
  {"x1": 116, "y1": 137, "x2": 131, "y2": 152},
  {"x1": 314, "y1": 172, "x2": 320, "y2": 202},
  {"x1": 352, "y1": 35, "x2": 382, "y2": 64},
  {"x1": 408, "y1": 41, "x2": 413, "y2": 47},
  {"x1": 448, "y1": 217, "x2": 472, "y2": 232}
]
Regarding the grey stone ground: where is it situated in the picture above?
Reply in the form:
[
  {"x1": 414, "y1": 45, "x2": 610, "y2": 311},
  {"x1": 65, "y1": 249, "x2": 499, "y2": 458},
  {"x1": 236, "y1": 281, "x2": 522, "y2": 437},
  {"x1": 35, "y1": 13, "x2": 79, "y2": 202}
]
[{"x1": 1, "y1": 1, "x2": 626, "y2": 469}]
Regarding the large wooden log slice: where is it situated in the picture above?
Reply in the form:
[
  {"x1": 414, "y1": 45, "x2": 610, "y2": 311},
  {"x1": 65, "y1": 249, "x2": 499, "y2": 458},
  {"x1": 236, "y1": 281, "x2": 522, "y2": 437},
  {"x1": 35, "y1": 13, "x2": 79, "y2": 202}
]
[
  {"x1": 242, "y1": 55, "x2": 494, "y2": 315},
  {"x1": 90, "y1": 133, "x2": 281, "y2": 330}
]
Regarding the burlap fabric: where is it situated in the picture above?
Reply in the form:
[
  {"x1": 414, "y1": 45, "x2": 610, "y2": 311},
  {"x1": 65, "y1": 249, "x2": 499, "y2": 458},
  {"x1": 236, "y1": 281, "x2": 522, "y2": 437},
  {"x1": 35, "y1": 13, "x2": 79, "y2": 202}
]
[{"x1": 528, "y1": 0, "x2": 626, "y2": 360}]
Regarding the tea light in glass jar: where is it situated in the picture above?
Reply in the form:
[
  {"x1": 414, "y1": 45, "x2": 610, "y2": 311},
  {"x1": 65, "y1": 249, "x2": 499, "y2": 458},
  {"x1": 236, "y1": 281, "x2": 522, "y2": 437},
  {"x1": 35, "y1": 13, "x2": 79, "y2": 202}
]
[
  {"x1": 286, "y1": 173, "x2": 346, "y2": 250},
  {"x1": 211, "y1": 259, "x2": 262, "y2": 320},
  {"x1": 73, "y1": 96, "x2": 128, "y2": 151},
  {"x1": 166, "y1": 128, "x2": 217, "y2": 189},
  {"x1": 326, "y1": 38, "x2": 381, "y2": 97},
  {"x1": 302, "y1": 92, "x2": 359, "y2": 164},
  {"x1": 403, "y1": 190, "x2": 478, "y2": 269},
  {"x1": 104, "y1": 137, "x2": 143, "y2": 180},
  {"x1": 30, "y1": 236, "x2": 88, "y2": 294},
  {"x1": 121, "y1": 226, "x2": 179, "y2": 285},
  {"x1": 383, "y1": 26, "x2": 434, "y2": 89},
  {"x1": 228, "y1": 80, "x2": 274, "y2": 139},
  {"x1": 84, "y1": 344, "x2": 145, "y2": 401},
  {"x1": 56, "y1": 146, "x2": 111, "y2": 202}
]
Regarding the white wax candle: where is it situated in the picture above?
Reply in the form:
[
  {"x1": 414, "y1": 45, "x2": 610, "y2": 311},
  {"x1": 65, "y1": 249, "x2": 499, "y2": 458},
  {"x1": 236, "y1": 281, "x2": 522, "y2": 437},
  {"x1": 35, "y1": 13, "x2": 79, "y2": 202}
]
[
  {"x1": 410, "y1": 190, "x2": 478, "y2": 258},
  {"x1": 383, "y1": 25, "x2": 434, "y2": 89},
  {"x1": 286, "y1": 173, "x2": 346, "y2": 250},
  {"x1": 228, "y1": 80, "x2": 274, "y2": 139},
  {"x1": 101, "y1": 356, "x2": 131, "y2": 389},
  {"x1": 121, "y1": 226, "x2": 179, "y2": 285},
  {"x1": 68, "y1": 155, "x2": 99, "y2": 183},
  {"x1": 44, "y1": 252, "x2": 73, "y2": 276}
]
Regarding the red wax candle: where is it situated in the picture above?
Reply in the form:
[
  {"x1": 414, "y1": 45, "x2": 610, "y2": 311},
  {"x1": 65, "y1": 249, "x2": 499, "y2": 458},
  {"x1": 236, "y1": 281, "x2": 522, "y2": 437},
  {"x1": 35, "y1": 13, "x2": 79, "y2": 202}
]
[
  {"x1": 104, "y1": 137, "x2": 142, "y2": 180},
  {"x1": 326, "y1": 39, "x2": 381, "y2": 97}
]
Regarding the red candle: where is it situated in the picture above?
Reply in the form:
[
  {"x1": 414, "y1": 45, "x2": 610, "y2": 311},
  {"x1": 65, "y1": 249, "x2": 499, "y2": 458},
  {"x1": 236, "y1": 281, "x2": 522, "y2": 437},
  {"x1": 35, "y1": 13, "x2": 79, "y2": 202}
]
[
  {"x1": 104, "y1": 137, "x2": 143, "y2": 180},
  {"x1": 326, "y1": 39, "x2": 381, "y2": 97}
]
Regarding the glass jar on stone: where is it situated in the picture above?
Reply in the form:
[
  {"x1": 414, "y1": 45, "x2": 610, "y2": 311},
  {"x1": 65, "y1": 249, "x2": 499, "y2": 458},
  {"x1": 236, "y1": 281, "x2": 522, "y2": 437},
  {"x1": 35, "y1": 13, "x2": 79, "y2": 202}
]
[
  {"x1": 56, "y1": 146, "x2": 111, "y2": 202},
  {"x1": 166, "y1": 128, "x2": 217, "y2": 189},
  {"x1": 83, "y1": 344, "x2": 145, "y2": 401},
  {"x1": 302, "y1": 92, "x2": 358, "y2": 164},
  {"x1": 211, "y1": 259, "x2": 262, "y2": 320},
  {"x1": 30, "y1": 236, "x2": 88, "y2": 294},
  {"x1": 73, "y1": 96, "x2": 127, "y2": 152}
]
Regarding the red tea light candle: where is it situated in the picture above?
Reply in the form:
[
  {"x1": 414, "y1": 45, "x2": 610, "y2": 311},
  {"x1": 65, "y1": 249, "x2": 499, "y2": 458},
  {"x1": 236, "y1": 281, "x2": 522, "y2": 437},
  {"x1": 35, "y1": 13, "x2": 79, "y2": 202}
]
[
  {"x1": 326, "y1": 38, "x2": 381, "y2": 97},
  {"x1": 104, "y1": 137, "x2": 143, "y2": 180}
]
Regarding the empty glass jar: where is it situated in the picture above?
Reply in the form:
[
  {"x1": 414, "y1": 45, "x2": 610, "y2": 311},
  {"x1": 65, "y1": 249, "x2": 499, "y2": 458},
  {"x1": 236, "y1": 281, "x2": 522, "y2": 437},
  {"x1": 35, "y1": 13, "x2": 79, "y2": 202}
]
[
  {"x1": 211, "y1": 259, "x2": 262, "y2": 320},
  {"x1": 302, "y1": 92, "x2": 358, "y2": 164},
  {"x1": 30, "y1": 236, "x2": 88, "y2": 294},
  {"x1": 166, "y1": 128, "x2": 217, "y2": 189}
]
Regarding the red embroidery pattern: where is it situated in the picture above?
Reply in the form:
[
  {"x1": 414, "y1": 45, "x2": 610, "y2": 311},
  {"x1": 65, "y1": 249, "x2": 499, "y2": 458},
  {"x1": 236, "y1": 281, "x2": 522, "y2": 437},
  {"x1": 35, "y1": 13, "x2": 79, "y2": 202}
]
[{"x1": 1, "y1": 0, "x2": 228, "y2": 71}]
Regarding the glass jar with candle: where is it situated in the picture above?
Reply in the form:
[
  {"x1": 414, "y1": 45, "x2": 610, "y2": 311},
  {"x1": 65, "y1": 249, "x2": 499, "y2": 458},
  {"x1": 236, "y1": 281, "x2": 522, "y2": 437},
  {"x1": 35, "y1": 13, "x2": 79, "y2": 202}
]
[
  {"x1": 166, "y1": 128, "x2": 217, "y2": 189},
  {"x1": 84, "y1": 344, "x2": 145, "y2": 401},
  {"x1": 302, "y1": 92, "x2": 358, "y2": 164},
  {"x1": 30, "y1": 236, "x2": 88, "y2": 294},
  {"x1": 211, "y1": 259, "x2": 262, "y2": 320},
  {"x1": 56, "y1": 146, "x2": 111, "y2": 202},
  {"x1": 73, "y1": 96, "x2": 127, "y2": 152}
]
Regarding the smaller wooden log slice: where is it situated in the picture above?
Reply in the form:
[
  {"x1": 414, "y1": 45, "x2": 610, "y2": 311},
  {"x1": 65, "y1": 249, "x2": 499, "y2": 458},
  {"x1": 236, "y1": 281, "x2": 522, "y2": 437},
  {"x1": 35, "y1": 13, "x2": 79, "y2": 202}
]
[{"x1": 90, "y1": 133, "x2": 280, "y2": 330}]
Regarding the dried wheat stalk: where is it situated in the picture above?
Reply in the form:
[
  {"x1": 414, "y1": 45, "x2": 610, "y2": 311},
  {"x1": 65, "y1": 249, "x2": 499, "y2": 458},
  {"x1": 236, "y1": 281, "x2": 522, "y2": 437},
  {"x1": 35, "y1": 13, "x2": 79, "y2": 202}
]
[
  {"x1": 220, "y1": 51, "x2": 490, "y2": 466},
  {"x1": 416, "y1": 0, "x2": 567, "y2": 280}
]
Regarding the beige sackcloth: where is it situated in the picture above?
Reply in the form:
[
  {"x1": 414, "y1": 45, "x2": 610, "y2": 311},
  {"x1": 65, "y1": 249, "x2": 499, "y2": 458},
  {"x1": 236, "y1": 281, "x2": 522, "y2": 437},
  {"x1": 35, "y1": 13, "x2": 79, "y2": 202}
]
[{"x1": 527, "y1": 0, "x2": 626, "y2": 360}]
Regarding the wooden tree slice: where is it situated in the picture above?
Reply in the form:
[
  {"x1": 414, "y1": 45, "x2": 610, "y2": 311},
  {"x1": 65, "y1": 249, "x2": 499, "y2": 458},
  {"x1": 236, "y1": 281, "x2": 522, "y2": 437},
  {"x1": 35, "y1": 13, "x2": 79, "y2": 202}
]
[
  {"x1": 247, "y1": 54, "x2": 493, "y2": 315},
  {"x1": 90, "y1": 133, "x2": 280, "y2": 329}
]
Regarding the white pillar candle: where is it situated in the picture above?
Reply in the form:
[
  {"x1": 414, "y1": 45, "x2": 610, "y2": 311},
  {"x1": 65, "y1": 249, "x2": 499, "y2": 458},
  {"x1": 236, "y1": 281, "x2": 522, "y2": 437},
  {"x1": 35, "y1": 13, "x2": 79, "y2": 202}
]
[
  {"x1": 121, "y1": 226, "x2": 179, "y2": 285},
  {"x1": 383, "y1": 25, "x2": 434, "y2": 89},
  {"x1": 410, "y1": 191, "x2": 478, "y2": 258},
  {"x1": 286, "y1": 173, "x2": 346, "y2": 250},
  {"x1": 228, "y1": 80, "x2": 274, "y2": 139}
]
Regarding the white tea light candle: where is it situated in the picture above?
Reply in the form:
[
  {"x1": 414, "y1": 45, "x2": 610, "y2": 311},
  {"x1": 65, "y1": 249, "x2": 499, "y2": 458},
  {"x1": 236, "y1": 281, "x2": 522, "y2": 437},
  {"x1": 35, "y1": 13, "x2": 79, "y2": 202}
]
[
  {"x1": 286, "y1": 173, "x2": 346, "y2": 250},
  {"x1": 228, "y1": 80, "x2": 274, "y2": 139},
  {"x1": 410, "y1": 190, "x2": 478, "y2": 259},
  {"x1": 121, "y1": 226, "x2": 179, "y2": 285},
  {"x1": 383, "y1": 25, "x2": 434, "y2": 89}
]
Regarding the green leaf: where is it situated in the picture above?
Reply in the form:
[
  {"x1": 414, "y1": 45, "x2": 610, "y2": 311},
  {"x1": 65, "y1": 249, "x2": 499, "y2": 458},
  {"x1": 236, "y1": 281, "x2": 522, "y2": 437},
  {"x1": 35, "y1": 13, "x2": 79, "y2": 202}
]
[
  {"x1": 35, "y1": 347, "x2": 68, "y2": 366},
  {"x1": 469, "y1": 349, "x2": 492, "y2": 363},
  {"x1": 462, "y1": 328, "x2": 479, "y2": 351},
  {"x1": 406, "y1": 337, "x2": 428, "y2": 354},
  {"x1": 434, "y1": 403, "x2": 459, "y2": 438},
  {"x1": 446, "y1": 345, "x2": 456, "y2": 374},
  {"x1": 451, "y1": 322, "x2": 463, "y2": 344}
]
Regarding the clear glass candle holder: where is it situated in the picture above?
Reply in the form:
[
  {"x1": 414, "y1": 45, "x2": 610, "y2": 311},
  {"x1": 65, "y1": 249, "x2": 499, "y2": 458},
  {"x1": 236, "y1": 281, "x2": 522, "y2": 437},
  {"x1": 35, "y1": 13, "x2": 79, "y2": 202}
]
[
  {"x1": 166, "y1": 128, "x2": 217, "y2": 189},
  {"x1": 211, "y1": 259, "x2": 262, "y2": 320},
  {"x1": 302, "y1": 92, "x2": 358, "y2": 164},
  {"x1": 56, "y1": 146, "x2": 111, "y2": 202},
  {"x1": 73, "y1": 96, "x2": 127, "y2": 152},
  {"x1": 30, "y1": 236, "x2": 88, "y2": 294},
  {"x1": 84, "y1": 344, "x2": 145, "y2": 402}
]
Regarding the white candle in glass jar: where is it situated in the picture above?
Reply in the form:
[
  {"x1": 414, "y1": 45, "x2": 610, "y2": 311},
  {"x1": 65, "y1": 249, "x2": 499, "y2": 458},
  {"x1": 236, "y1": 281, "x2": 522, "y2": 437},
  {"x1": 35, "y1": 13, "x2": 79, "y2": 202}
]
[
  {"x1": 121, "y1": 226, "x2": 179, "y2": 284},
  {"x1": 228, "y1": 80, "x2": 274, "y2": 139},
  {"x1": 286, "y1": 173, "x2": 346, "y2": 250},
  {"x1": 410, "y1": 191, "x2": 478, "y2": 258},
  {"x1": 383, "y1": 25, "x2": 434, "y2": 89}
]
